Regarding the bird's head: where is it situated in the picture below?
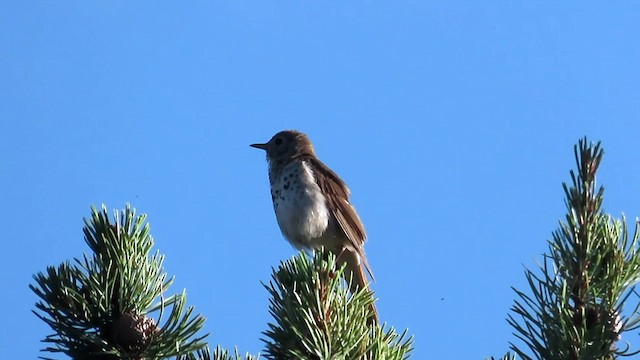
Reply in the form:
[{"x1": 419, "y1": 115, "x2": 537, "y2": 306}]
[{"x1": 250, "y1": 130, "x2": 316, "y2": 164}]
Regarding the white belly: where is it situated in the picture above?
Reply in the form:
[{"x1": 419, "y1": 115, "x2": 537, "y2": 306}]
[{"x1": 270, "y1": 161, "x2": 330, "y2": 249}]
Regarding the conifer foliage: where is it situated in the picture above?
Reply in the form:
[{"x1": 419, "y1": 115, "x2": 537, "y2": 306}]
[
  {"x1": 502, "y1": 139, "x2": 640, "y2": 359},
  {"x1": 31, "y1": 206, "x2": 207, "y2": 359},
  {"x1": 263, "y1": 252, "x2": 413, "y2": 359}
]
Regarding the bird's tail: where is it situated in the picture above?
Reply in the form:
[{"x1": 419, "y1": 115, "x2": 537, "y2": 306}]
[{"x1": 336, "y1": 249, "x2": 379, "y2": 325}]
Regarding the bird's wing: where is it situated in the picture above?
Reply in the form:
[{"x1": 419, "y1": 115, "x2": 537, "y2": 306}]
[{"x1": 305, "y1": 157, "x2": 374, "y2": 280}]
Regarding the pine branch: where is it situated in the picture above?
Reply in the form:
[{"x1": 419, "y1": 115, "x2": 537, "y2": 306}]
[
  {"x1": 505, "y1": 138, "x2": 640, "y2": 360},
  {"x1": 31, "y1": 205, "x2": 208, "y2": 359},
  {"x1": 262, "y1": 251, "x2": 413, "y2": 360},
  {"x1": 485, "y1": 354, "x2": 518, "y2": 360},
  {"x1": 178, "y1": 346, "x2": 260, "y2": 360}
]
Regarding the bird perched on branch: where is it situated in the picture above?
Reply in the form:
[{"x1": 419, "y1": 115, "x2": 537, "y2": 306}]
[{"x1": 251, "y1": 130, "x2": 377, "y2": 322}]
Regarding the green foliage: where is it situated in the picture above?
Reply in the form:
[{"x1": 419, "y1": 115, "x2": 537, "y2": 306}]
[
  {"x1": 485, "y1": 354, "x2": 518, "y2": 360},
  {"x1": 179, "y1": 346, "x2": 259, "y2": 360},
  {"x1": 505, "y1": 139, "x2": 640, "y2": 360},
  {"x1": 31, "y1": 205, "x2": 207, "y2": 359},
  {"x1": 263, "y1": 251, "x2": 413, "y2": 360}
]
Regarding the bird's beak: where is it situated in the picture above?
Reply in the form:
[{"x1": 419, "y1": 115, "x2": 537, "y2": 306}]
[{"x1": 250, "y1": 143, "x2": 268, "y2": 150}]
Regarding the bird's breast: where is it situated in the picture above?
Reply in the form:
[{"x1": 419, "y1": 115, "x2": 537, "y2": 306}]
[{"x1": 269, "y1": 160, "x2": 330, "y2": 249}]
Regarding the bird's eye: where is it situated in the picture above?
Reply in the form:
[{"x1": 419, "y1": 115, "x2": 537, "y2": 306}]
[{"x1": 275, "y1": 138, "x2": 283, "y2": 146}]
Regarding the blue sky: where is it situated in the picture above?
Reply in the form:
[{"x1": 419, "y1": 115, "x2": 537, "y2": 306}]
[{"x1": 2, "y1": 1, "x2": 640, "y2": 358}]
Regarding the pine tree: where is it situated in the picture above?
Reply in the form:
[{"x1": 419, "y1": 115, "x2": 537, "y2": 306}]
[
  {"x1": 490, "y1": 138, "x2": 640, "y2": 359},
  {"x1": 31, "y1": 206, "x2": 412, "y2": 359},
  {"x1": 263, "y1": 252, "x2": 412, "y2": 359},
  {"x1": 31, "y1": 206, "x2": 208, "y2": 359}
]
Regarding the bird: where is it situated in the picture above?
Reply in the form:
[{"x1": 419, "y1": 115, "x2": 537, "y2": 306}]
[{"x1": 250, "y1": 130, "x2": 377, "y2": 321}]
